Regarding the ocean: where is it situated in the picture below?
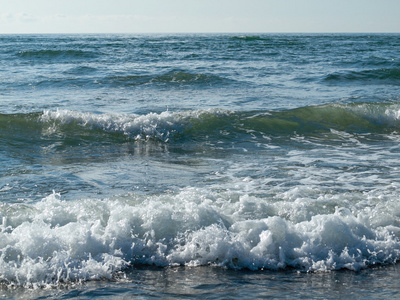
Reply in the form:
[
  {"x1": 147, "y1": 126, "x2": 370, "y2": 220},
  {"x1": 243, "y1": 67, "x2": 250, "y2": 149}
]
[{"x1": 1, "y1": 33, "x2": 400, "y2": 299}]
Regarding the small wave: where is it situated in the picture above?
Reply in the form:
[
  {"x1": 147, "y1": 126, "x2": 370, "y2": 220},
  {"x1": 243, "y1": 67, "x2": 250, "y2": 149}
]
[
  {"x1": 33, "y1": 78, "x2": 94, "y2": 89},
  {"x1": 323, "y1": 68, "x2": 400, "y2": 84},
  {"x1": 151, "y1": 70, "x2": 227, "y2": 85},
  {"x1": 230, "y1": 36, "x2": 269, "y2": 42},
  {"x1": 229, "y1": 35, "x2": 306, "y2": 48},
  {"x1": 16, "y1": 49, "x2": 99, "y2": 61},
  {"x1": 104, "y1": 74, "x2": 152, "y2": 86},
  {"x1": 64, "y1": 65, "x2": 98, "y2": 75},
  {"x1": 104, "y1": 70, "x2": 233, "y2": 87}
]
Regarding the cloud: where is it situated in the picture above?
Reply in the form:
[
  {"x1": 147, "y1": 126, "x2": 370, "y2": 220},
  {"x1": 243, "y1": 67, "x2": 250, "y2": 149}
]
[
  {"x1": 0, "y1": 13, "x2": 14, "y2": 22},
  {"x1": 16, "y1": 12, "x2": 38, "y2": 22},
  {"x1": 0, "y1": 12, "x2": 39, "y2": 23}
]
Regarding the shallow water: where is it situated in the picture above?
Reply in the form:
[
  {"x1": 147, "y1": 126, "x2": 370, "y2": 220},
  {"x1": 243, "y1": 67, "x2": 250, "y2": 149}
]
[{"x1": 3, "y1": 265, "x2": 400, "y2": 299}]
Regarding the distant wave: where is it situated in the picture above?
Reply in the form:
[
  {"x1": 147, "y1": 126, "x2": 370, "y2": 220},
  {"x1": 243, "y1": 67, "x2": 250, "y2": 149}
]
[
  {"x1": 229, "y1": 36, "x2": 269, "y2": 42},
  {"x1": 8, "y1": 69, "x2": 234, "y2": 90},
  {"x1": 229, "y1": 35, "x2": 306, "y2": 48},
  {"x1": 103, "y1": 70, "x2": 236, "y2": 87},
  {"x1": 16, "y1": 49, "x2": 99, "y2": 61},
  {"x1": 324, "y1": 68, "x2": 400, "y2": 84},
  {"x1": 64, "y1": 65, "x2": 99, "y2": 75}
]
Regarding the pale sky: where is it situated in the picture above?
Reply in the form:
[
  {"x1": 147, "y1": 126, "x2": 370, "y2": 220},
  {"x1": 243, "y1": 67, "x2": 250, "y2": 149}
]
[{"x1": 0, "y1": 0, "x2": 399, "y2": 34}]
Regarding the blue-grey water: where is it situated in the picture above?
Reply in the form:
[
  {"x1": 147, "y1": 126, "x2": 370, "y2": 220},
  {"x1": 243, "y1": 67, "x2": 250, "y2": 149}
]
[{"x1": 1, "y1": 33, "x2": 400, "y2": 299}]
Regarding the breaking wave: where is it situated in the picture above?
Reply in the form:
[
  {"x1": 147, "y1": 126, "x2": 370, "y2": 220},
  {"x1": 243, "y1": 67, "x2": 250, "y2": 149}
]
[
  {"x1": 0, "y1": 186, "x2": 400, "y2": 288},
  {"x1": 2, "y1": 102, "x2": 400, "y2": 147}
]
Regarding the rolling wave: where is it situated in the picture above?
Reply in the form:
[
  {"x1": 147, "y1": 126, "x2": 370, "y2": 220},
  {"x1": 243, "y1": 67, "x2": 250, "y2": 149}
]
[
  {"x1": 17, "y1": 70, "x2": 238, "y2": 90},
  {"x1": 103, "y1": 70, "x2": 235, "y2": 87},
  {"x1": 2, "y1": 103, "x2": 400, "y2": 144},
  {"x1": 241, "y1": 103, "x2": 400, "y2": 135},
  {"x1": 324, "y1": 68, "x2": 400, "y2": 84}
]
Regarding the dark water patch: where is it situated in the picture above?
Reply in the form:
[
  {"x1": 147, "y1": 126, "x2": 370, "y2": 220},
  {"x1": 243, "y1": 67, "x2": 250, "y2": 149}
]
[
  {"x1": 64, "y1": 66, "x2": 99, "y2": 75},
  {"x1": 103, "y1": 70, "x2": 236, "y2": 88},
  {"x1": 323, "y1": 68, "x2": 400, "y2": 85},
  {"x1": 33, "y1": 78, "x2": 96, "y2": 89},
  {"x1": 103, "y1": 74, "x2": 152, "y2": 86},
  {"x1": 227, "y1": 35, "x2": 306, "y2": 54},
  {"x1": 331, "y1": 55, "x2": 400, "y2": 69},
  {"x1": 229, "y1": 36, "x2": 271, "y2": 42},
  {"x1": 16, "y1": 49, "x2": 99, "y2": 62}
]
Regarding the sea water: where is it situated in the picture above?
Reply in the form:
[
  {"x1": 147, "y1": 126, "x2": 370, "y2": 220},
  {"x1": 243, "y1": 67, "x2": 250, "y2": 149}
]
[{"x1": 1, "y1": 33, "x2": 400, "y2": 298}]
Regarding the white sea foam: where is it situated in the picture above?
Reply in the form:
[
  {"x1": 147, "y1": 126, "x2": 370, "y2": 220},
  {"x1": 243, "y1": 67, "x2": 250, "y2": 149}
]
[
  {"x1": 39, "y1": 109, "x2": 230, "y2": 141},
  {"x1": 1, "y1": 184, "x2": 400, "y2": 288},
  {"x1": 40, "y1": 109, "x2": 184, "y2": 141}
]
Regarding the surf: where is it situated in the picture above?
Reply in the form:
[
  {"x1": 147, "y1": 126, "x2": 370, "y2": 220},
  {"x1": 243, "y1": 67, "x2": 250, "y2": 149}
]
[{"x1": 1, "y1": 183, "x2": 400, "y2": 288}]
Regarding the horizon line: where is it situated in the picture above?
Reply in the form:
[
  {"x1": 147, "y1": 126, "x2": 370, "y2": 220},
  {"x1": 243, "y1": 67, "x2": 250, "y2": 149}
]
[{"x1": 0, "y1": 31, "x2": 399, "y2": 35}]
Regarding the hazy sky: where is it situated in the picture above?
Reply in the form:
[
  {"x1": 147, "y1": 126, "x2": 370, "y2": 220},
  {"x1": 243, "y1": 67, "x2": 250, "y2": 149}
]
[{"x1": 1, "y1": 0, "x2": 399, "y2": 34}]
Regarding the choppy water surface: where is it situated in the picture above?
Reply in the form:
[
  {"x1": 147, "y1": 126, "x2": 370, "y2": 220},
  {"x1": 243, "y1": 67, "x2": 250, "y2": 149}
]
[{"x1": 1, "y1": 33, "x2": 400, "y2": 298}]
